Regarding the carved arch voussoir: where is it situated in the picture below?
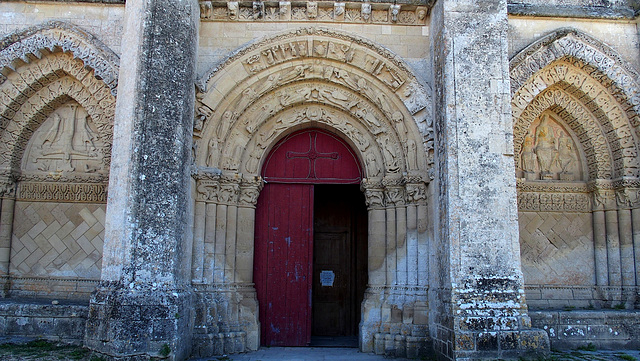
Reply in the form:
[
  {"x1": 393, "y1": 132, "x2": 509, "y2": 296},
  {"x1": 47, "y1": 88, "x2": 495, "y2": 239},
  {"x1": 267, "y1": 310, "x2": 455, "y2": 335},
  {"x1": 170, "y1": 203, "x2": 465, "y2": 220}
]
[
  {"x1": 196, "y1": 27, "x2": 433, "y2": 183},
  {"x1": 511, "y1": 29, "x2": 640, "y2": 180},
  {"x1": 0, "y1": 75, "x2": 115, "y2": 173},
  {"x1": 510, "y1": 28, "x2": 640, "y2": 128},
  {"x1": 0, "y1": 21, "x2": 120, "y2": 94}
]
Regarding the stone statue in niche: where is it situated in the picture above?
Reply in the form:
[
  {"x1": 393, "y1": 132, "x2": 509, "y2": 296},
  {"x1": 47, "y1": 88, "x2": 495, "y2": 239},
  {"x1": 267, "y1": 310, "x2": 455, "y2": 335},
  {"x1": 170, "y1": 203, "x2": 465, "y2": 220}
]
[
  {"x1": 535, "y1": 115, "x2": 557, "y2": 179},
  {"x1": 24, "y1": 102, "x2": 104, "y2": 174},
  {"x1": 556, "y1": 132, "x2": 576, "y2": 180},
  {"x1": 521, "y1": 133, "x2": 538, "y2": 181},
  {"x1": 517, "y1": 113, "x2": 581, "y2": 181},
  {"x1": 206, "y1": 138, "x2": 218, "y2": 167}
]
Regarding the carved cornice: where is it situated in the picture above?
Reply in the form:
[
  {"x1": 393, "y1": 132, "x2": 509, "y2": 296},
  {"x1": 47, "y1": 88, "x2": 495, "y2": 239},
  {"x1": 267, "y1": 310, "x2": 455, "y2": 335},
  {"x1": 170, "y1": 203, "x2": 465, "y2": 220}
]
[{"x1": 199, "y1": 1, "x2": 429, "y2": 26}]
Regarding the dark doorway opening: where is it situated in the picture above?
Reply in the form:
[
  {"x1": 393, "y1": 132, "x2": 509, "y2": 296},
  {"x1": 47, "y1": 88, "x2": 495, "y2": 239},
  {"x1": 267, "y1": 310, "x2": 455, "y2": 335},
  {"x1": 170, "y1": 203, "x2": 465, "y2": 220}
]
[{"x1": 311, "y1": 184, "x2": 368, "y2": 347}]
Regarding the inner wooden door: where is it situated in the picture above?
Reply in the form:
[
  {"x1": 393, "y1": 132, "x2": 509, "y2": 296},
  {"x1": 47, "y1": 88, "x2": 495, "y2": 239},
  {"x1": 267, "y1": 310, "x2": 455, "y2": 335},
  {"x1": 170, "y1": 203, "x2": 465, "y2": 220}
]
[{"x1": 312, "y1": 184, "x2": 368, "y2": 340}]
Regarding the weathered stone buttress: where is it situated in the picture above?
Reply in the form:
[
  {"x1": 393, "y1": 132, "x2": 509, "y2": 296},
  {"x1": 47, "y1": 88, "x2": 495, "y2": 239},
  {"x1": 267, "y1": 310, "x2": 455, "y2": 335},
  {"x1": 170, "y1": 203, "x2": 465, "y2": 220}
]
[{"x1": 84, "y1": 0, "x2": 200, "y2": 359}]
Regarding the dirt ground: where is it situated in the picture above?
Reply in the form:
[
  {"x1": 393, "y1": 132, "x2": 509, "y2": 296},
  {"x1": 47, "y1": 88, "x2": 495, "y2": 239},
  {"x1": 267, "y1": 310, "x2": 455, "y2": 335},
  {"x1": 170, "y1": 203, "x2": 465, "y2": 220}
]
[{"x1": 1, "y1": 338, "x2": 640, "y2": 361}]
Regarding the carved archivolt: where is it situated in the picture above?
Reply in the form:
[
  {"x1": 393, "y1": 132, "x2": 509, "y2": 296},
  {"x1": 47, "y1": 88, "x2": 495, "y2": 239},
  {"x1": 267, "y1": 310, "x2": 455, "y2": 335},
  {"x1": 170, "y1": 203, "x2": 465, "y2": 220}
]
[
  {"x1": 0, "y1": 23, "x2": 118, "y2": 200},
  {"x1": 195, "y1": 27, "x2": 432, "y2": 188},
  {"x1": 511, "y1": 29, "x2": 640, "y2": 181},
  {"x1": 0, "y1": 21, "x2": 120, "y2": 94}
]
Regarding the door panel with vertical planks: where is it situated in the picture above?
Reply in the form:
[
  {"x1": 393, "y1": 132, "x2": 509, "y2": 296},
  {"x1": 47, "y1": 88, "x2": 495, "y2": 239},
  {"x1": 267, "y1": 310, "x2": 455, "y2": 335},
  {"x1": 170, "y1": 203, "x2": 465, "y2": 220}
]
[{"x1": 254, "y1": 183, "x2": 313, "y2": 346}]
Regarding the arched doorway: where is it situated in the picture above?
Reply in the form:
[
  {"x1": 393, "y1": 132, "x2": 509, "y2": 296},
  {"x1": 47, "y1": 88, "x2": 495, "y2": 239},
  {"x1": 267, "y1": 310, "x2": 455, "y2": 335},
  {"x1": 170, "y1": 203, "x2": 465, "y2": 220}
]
[{"x1": 254, "y1": 128, "x2": 368, "y2": 346}]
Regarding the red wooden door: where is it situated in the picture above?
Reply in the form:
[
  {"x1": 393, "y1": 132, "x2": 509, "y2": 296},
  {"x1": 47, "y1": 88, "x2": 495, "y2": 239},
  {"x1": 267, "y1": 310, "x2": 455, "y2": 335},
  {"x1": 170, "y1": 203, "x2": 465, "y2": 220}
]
[
  {"x1": 254, "y1": 183, "x2": 313, "y2": 346},
  {"x1": 254, "y1": 129, "x2": 362, "y2": 347}
]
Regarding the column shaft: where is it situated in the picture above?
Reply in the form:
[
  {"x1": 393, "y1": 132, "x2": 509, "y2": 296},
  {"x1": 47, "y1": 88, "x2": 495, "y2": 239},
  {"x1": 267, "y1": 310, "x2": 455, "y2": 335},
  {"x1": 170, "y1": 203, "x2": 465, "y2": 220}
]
[{"x1": 593, "y1": 210, "x2": 609, "y2": 286}]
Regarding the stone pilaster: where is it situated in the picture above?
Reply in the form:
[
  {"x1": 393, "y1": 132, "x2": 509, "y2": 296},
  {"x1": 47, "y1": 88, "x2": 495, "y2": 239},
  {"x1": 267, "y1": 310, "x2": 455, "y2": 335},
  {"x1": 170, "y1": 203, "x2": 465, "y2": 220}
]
[
  {"x1": 430, "y1": 0, "x2": 549, "y2": 359},
  {"x1": 84, "y1": 0, "x2": 199, "y2": 360}
]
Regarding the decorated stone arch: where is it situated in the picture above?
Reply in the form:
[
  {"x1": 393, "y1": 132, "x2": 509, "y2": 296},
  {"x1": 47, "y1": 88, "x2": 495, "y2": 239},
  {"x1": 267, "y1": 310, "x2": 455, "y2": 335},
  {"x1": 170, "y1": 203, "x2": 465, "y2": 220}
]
[
  {"x1": 190, "y1": 27, "x2": 433, "y2": 357},
  {"x1": 0, "y1": 21, "x2": 118, "y2": 299},
  {"x1": 510, "y1": 28, "x2": 640, "y2": 309}
]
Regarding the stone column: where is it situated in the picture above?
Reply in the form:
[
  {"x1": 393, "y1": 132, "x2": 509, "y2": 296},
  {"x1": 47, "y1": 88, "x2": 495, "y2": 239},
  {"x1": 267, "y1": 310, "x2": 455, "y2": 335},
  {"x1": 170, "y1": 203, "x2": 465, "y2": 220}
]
[
  {"x1": 360, "y1": 180, "x2": 386, "y2": 352},
  {"x1": 430, "y1": 0, "x2": 548, "y2": 359},
  {"x1": 0, "y1": 178, "x2": 15, "y2": 295},
  {"x1": 592, "y1": 191, "x2": 609, "y2": 288},
  {"x1": 84, "y1": 0, "x2": 199, "y2": 360}
]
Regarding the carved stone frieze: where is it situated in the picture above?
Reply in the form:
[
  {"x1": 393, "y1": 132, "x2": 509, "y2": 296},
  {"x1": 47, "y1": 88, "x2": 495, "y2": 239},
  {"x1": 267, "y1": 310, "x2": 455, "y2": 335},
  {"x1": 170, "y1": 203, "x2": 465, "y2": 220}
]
[
  {"x1": 17, "y1": 182, "x2": 107, "y2": 203},
  {"x1": 198, "y1": 1, "x2": 428, "y2": 26},
  {"x1": 517, "y1": 191, "x2": 590, "y2": 212},
  {"x1": 194, "y1": 173, "x2": 256, "y2": 205}
]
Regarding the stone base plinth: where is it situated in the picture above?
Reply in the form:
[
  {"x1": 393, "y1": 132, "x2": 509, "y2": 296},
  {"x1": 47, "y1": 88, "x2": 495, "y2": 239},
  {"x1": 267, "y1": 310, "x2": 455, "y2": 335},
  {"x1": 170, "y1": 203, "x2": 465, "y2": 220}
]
[
  {"x1": 530, "y1": 310, "x2": 640, "y2": 350},
  {"x1": 0, "y1": 298, "x2": 88, "y2": 344},
  {"x1": 189, "y1": 286, "x2": 259, "y2": 358},
  {"x1": 359, "y1": 287, "x2": 430, "y2": 358},
  {"x1": 454, "y1": 328, "x2": 549, "y2": 360},
  {"x1": 84, "y1": 285, "x2": 194, "y2": 361}
]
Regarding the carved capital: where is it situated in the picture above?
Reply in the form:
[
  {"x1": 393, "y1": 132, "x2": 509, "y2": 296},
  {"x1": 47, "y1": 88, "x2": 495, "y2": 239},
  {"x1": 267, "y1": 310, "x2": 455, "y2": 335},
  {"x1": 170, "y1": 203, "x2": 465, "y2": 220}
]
[
  {"x1": 592, "y1": 189, "x2": 616, "y2": 211},
  {"x1": 361, "y1": 179, "x2": 385, "y2": 208},
  {"x1": 405, "y1": 183, "x2": 427, "y2": 204},
  {"x1": 385, "y1": 187, "x2": 405, "y2": 206},
  {"x1": 0, "y1": 182, "x2": 16, "y2": 198},
  {"x1": 195, "y1": 173, "x2": 242, "y2": 204},
  {"x1": 239, "y1": 177, "x2": 264, "y2": 206},
  {"x1": 616, "y1": 188, "x2": 639, "y2": 209}
]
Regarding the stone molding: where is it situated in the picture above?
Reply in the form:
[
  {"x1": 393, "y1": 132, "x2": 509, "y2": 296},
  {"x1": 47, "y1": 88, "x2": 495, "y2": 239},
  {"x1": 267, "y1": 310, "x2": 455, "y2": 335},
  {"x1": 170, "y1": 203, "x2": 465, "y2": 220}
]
[
  {"x1": 198, "y1": 1, "x2": 429, "y2": 26},
  {"x1": 0, "y1": 21, "x2": 120, "y2": 95}
]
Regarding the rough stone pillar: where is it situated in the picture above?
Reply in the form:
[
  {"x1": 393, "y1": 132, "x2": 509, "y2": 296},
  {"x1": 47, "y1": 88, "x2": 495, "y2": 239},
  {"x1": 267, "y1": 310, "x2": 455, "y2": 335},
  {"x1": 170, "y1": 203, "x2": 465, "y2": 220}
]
[
  {"x1": 84, "y1": 0, "x2": 199, "y2": 360},
  {"x1": 430, "y1": 0, "x2": 548, "y2": 359}
]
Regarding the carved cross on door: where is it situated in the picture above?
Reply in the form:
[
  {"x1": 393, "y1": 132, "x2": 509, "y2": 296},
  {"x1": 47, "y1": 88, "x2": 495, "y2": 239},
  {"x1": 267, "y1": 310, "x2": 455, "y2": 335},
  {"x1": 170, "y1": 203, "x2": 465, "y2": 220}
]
[{"x1": 286, "y1": 132, "x2": 339, "y2": 179}]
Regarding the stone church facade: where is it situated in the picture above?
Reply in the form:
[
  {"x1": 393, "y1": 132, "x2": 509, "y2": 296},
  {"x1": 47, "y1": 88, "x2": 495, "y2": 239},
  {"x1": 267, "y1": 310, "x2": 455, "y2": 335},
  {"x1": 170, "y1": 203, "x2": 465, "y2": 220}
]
[{"x1": 0, "y1": 0, "x2": 639, "y2": 360}]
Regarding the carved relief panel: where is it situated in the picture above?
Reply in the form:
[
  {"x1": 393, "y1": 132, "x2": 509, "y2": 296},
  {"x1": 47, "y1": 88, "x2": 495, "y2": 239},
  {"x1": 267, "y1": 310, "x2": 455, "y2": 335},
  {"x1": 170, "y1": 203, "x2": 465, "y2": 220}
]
[
  {"x1": 22, "y1": 102, "x2": 106, "y2": 175},
  {"x1": 516, "y1": 112, "x2": 584, "y2": 181}
]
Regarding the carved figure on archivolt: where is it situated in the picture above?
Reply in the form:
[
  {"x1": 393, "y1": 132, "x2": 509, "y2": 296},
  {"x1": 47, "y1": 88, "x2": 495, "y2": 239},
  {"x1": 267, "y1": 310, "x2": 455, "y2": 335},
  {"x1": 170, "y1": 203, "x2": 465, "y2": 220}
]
[
  {"x1": 379, "y1": 135, "x2": 400, "y2": 174},
  {"x1": 24, "y1": 103, "x2": 104, "y2": 174},
  {"x1": 206, "y1": 138, "x2": 219, "y2": 167},
  {"x1": 365, "y1": 151, "x2": 381, "y2": 177}
]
